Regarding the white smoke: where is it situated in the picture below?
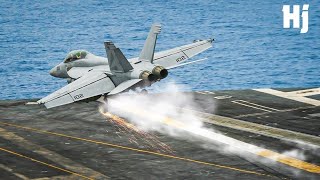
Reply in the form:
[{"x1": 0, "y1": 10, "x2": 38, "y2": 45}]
[
  {"x1": 108, "y1": 82, "x2": 207, "y2": 137},
  {"x1": 104, "y1": 82, "x2": 318, "y2": 177},
  {"x1": 283, "y1": 149, "x2": 306, "y2": 161},
  {"x1": 289, "y1": 139, "x2": 320, "y2": 157}
]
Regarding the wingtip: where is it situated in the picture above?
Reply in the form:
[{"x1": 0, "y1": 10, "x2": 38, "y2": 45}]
[
  {"x1": 193, "y1": 38, "x2": 214, "y2": 43},
  {"x1": 208, "y1": 38, "x2": 214, "y2": 43},
  {"x1": 152, "y1": 23, "x2": 161, "y2": 27},
  {"x1": 151, "y1": 23, "x2": 161, "y2": 34}
]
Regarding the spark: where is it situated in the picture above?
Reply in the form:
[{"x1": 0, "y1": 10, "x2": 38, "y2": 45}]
[
  {"x1": 99, "y1": 108, "x2": 174, "y2": 154},
  {"x1": 107, "y1": 99, "x2": 320, "y2": 174}
]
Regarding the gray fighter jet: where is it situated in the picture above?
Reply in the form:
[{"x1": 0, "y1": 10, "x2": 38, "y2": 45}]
[{"x1": 38, "y1": 24, "x2": 213, "y2": 110}]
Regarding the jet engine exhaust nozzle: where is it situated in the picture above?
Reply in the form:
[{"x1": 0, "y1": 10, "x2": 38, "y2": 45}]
[
  {"x1": 152, "y1": 66, "x2": 168, "y2": 79},
  {"x1": 139, "y1": 71, "x2": 156, "y2": 81}
]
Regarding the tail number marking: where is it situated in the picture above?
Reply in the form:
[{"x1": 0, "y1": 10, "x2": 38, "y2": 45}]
[
  {"x1": 74, "y1": 94, "x2": 84, "y2": 100},
  {"x1": 176, "y1": 56, "x2": 186, "y2": 63}
]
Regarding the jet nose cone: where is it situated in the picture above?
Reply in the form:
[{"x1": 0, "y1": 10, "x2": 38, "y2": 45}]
[{"x1": 49, "y1": 67, "x2": 56, "y2": 77}]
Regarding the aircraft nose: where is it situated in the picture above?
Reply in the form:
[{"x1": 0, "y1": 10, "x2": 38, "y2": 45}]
[{"x1": 49, "y1": 67, "x2": 57, "y2": 77}]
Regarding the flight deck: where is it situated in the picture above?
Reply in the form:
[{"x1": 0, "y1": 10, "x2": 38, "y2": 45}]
[{"x1": 0, "y1": 88, "x2": 319, "y2": 179}]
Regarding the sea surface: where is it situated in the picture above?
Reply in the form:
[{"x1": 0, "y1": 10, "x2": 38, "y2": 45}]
[{"x1": 0, "y1": 0, "x2": 319, "y2": 100}]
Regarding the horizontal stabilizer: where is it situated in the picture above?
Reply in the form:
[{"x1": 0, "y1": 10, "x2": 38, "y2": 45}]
[
  {"x1": 104, "y1": 41, "x2": 133, "y2": 72},
  {"x1": 167, "y1": 58, "x2": 208, "y2": 69},
  {"x1": 139, "y1": 23, "x2": 161, "y2": 63},
  {"x1": 149, "y1": 39, "x2": 213, "y2": 68}
]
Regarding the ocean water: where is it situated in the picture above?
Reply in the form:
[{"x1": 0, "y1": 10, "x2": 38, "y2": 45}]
[{"x1": 0, "y1": 0, "x2": 319, "y2": 100}]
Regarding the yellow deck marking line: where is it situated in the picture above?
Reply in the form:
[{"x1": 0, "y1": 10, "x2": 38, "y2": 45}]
[
  {"x1": 108, "y1": 100, "x2": 320, "y2": 174},
  {"x1": 231, "y1": 100, "x2": 273, "y2": 112},
  {"x1": 257, "y1": 150, "x2": 320, "y2": 174},
  {"x1": 0, "y1": 147, "x2": 93, "y2": 180},
  {"x1": 0, "y1": 127, "x2": 108, "y2": 179},
  {"x1": 0, "y1": 122, "x2": 273, "y2": 178},
  {"x1": 177, "y1": 107, "x2": 320, "y2": 146},
  {"x1": 166, "y1": 118, "x2": 320, "y2": 174},
  {"x1": 234, "y1": 100, "x2": 281, "y2": 111}
]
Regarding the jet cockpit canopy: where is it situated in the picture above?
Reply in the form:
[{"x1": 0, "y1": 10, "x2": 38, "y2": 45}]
[{"x1": 64, "y1": 50, "x2": 89, "y2": 63}]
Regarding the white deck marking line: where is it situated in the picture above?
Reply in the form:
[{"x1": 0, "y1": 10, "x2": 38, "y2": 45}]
[
  {"x1": 288, "y1": 88, "x2": 320, "y2": 97},
  {"x1": 214, "y1": 95, "x2": 232, "y2": 100},
  {"x1": 204, "y1": 91, "x2": 215, "y2": 94},
  {"x1": 0, "y1": 127, "x2": 108, "y2": 179},
  {"x1": 231, "y1": 101, "x2": 272, "y2": 112},
  {"x1": 0, "y1": 164, "x2": 29, "y2": 180},
  {"x1": 196, "y1": 91, "x2": 208, "y2": 95},
  {"x1": 107, "y1": 101, "x2": 320, "y2": 174},
  {"x1": 234, "y1": 100, "x2": 281, "y2": 111},
  {"x1": 32, "y1": 174, "x2": 83, "y2": 180},
  {"x1": 0, "y1": 122, "x2": 275, "y2": 177},
  {"x1": 234, "y1": 106, "x2": 316, "y2": 118},
  {"x1": 254, "y1": 88, "x2": 320, "y2": 106},
  {"x1": 174, "y1": 106, "x2": 320, "y2": 146},
  {"x1": 25, "y1": 102, "x2": 38, "y2": 105}
]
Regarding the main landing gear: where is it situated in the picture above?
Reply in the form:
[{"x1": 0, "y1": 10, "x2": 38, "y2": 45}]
[{"x1": 97, "y1": 96, "x2": 108, "y2": 113}]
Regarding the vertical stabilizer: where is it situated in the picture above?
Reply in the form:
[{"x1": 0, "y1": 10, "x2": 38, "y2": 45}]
[
  {"x1": 104, "y1": 41, "x2": 133, "y2": 72},
  {"x1": 139, "y1": 23, "x2": 161, "y2": 63}
]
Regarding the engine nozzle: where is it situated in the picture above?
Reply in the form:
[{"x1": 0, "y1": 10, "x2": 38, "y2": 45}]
[
  {"x1": 152, "y1": 66, "x2": 168, "y2": 79},
  {"x1": 139, "y1": 70, "x2": 156, "y2": 81}
]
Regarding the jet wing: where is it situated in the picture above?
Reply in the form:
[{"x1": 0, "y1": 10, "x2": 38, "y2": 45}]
[
  {"x1": 108, "y1": 79, "x2": 143, "y2": 95},
  {"x1": 37, "y1": 71, "x2": 115, "y2": 108},
  {"x1": 67, "y1": 65, "x2": 110, "y2": 79},
  {"x1": 152, "y1": 39, "x2": 213, "y2": 68}
]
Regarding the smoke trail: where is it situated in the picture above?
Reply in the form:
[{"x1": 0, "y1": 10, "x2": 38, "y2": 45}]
[
  {"x1": 103, "y1": 82, "x2": 320, "y2": 176},
  {"x1": 109, "y1": 83, "x2": 205, "y2": 131}
]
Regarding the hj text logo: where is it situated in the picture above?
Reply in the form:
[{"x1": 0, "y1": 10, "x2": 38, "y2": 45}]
[{"x1": 282, "y1": 4, "x2": 309, "y2": 33}]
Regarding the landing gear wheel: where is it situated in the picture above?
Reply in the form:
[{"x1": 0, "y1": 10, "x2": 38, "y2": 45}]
[{"x1": 141, "y1": 89, "x2": 148, "y2": 95}]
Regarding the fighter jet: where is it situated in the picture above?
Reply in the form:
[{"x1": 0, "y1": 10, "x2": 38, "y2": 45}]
[{"x1": 38, "y1": 24, "x2": 213, "y2": 110}]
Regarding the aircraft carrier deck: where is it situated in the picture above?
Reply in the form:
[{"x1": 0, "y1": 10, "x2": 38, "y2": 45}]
[{"x1": 0, "y1": 88, "x2": 319, "y2": 179}]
